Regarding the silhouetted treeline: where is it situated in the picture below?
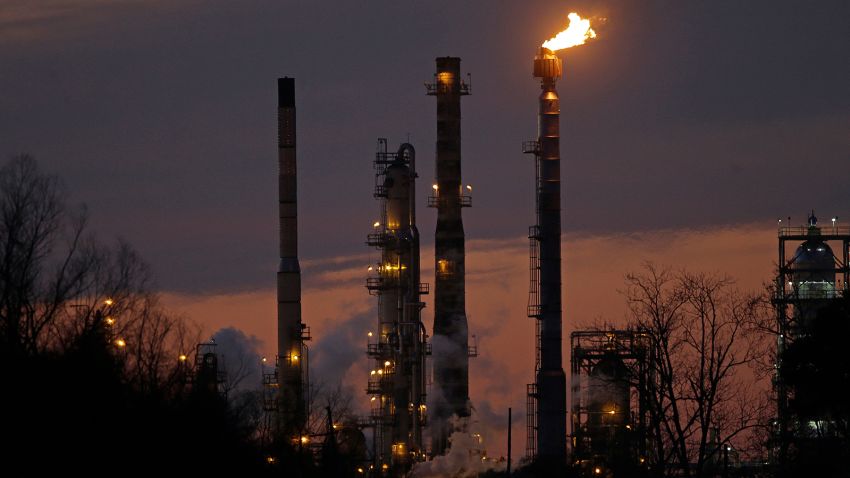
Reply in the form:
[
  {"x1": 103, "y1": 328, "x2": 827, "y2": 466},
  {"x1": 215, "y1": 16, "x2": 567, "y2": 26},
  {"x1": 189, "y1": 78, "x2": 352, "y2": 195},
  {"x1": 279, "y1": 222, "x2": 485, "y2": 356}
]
[
  {"x1": 0, "y1": 155, "x2": 366, "y2": 477},
  {"x1": 0, "y1": 155, "x2": 266, "y2": 474}
]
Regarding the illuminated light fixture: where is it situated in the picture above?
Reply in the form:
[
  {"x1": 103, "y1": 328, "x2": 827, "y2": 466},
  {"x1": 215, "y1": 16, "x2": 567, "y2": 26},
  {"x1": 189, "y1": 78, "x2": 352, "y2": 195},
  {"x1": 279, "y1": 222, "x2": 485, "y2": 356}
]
[
  {"x1": 371, "y1": 396, "x2": 377, "y2": 402},
  {"x1": 262, "y1": 357, "x2": 267, "y2": 363},
  {"x1": 368, "y1": 265, "x2": 373, "y2": 271},
  {"x1": 114, "y1": 338, "x2": 126, "y2": 348},
  {"x1": 178, "y1": 354, "x2": 187, "y2": 362},
  {"x1": 594, "y1": 467, "x2": 602, "y2": 475},
  {"x1": 466, "y1": 184, "x2": 472, "y2": 191},
  {"x1": 266, "y1": 456, "x2": 276, "y2": 464},
  {"x1": 368, "y1": 331, "x2": 373, "y2": 337},
  {"x1": 105, "y1": 317, "x2": 115, "y2": 326},
  {"x1": 300, "y1": 435, "x2": 309, "y2": 444},
  {"x1": 377, "y1": 369, "x2": 383, "y2": 375},
  {"x1": 384, "y1": 360, "x2": 391, "y2": 367},
  {"x1": 374, "y1": 221, "x2": 381, "y2": 228},
  {"x1": 104, "y1": 298, "x2": 114, "y2": 306},
  {"x1": 432, "y1": 184, "x2": 438, "y2": 190}
]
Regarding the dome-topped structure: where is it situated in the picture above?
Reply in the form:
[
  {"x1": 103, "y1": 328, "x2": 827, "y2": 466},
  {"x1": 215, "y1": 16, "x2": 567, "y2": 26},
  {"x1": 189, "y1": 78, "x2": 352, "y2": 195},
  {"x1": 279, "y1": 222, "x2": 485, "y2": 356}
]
[
  {"x1": 789, "y1": 210, "x2": 836, "y2": 295},
  {"x1": 790, "y1": 240, "x2": 835, "y2": 285}
]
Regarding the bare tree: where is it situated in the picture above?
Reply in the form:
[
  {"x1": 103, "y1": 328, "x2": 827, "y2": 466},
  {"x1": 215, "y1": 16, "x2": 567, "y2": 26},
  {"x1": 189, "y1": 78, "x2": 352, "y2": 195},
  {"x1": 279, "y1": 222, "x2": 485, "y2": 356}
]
[
  {"x1": 624, "y1": 264, "x2": 771, "y2": 477},
  {"x1": 0, "y1": 154, "x2": 199, "y2": 394}
]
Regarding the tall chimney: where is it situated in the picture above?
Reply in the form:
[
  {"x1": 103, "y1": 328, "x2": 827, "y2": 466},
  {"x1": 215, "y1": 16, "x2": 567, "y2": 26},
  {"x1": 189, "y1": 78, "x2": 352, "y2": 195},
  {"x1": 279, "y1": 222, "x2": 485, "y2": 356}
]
[
  {"x1": 530, "y1": 48, "x2": 567, "y2": 466},
  {"x1": 427, "y1": 57, "x2": 471, "y2": 455},
  {"x1": 277, "y1": 77, "x2": 308, "y2": 438}
]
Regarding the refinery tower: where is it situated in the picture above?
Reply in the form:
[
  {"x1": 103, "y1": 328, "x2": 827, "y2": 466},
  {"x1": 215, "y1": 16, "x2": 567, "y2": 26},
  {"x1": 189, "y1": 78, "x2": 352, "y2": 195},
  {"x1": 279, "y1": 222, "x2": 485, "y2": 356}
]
[
  {"x1": 366, "y1": 140, "x2": 429, "y2": 473},
  {"x1": 426, "y1": 57, "x2": 473, "y2": 455},
  {"x1": 276, "y1": 77, "x2": 310, "y2": 441}
]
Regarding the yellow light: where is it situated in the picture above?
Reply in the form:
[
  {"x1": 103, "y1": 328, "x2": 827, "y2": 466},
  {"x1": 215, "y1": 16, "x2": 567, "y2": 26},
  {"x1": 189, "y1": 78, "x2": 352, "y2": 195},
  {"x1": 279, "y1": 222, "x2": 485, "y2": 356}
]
[
  {"x1": 368, "y1": 266, "x2": 373, "y2": 271},
  {"x1": 373, "y1": 221, "x2": 380, "y2": 227},
  {"x1": 466, "y1": 184, "x2": 472, "y2": 191},
  {"x1": 377, "y1": 369, "x2": 383, "y2": 375},
  {"x1": 639, "y1": 457, "x2": 645, "y2": 464},
  {"x1": 262, "y1": 357, "x2": 267, "y2": 363},
  {"x1": 371, "y1": 396, "x2": 377, "y2": 402},
  {"x1": 609, "y1": 409, "x2": 616, "y2": 415},
  {"x1": 178, "y1": 354, "x2": 187, "y2": 362},
  {"x1": 594, "y1": 467, "x2": 602, "y2": 475},
  {"x1": 382, "y1": 464, "x2": 389, "y2": 471},
  {"x1": 266, "y1": 456, "x2": 276, "y2": 464},
  {"x1": 541, "y1": 12, "x2": 597, "y2": 51},
  {"x1": 368, "y1": 332, "x2": 373, "y2": 337},
  {"x1": 300, "y1": 435, "x2": 309, "y2": 444},
  {"x1": 104, "y1": 298, "x2": 114, "y2": 306},
  {"x1": 357, "y1": 468, "x2": 364, "y2": 474},
  {"x1": 333, "y1": 423, "x2": 339, "y2": 430},
  {"x1": 105, "y1": 317, "x2": 115, "y2": 326},
  {"x1": 114, "y1": 338, "x2": 126, "y2": 348},
  {"x1": 384, "y1": 360, "x2": 391, "y2": 367},
  {"x1": 292, "y1": 354, "x2": 299, "y2": 361},
  {"x1": 432, "y1": 184, "x2": 438, "y2": 190},
  {"x1": 370, "y1": 370, "x2": 376, "y2": 375}
]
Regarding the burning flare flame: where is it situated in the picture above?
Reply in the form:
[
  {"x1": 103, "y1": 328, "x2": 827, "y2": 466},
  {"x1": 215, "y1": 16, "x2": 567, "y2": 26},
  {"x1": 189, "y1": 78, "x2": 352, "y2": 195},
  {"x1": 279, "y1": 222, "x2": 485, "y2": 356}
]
[{"x1": 542, "y1": 12, "x2": 596, "y2": 51}]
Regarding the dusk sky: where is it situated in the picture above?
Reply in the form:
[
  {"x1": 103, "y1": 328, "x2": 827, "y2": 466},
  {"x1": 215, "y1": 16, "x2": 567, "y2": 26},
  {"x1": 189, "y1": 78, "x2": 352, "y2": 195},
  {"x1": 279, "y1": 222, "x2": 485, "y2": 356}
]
[{"x1": 2, "y1": 0, "x2": 849, "y2": 460}]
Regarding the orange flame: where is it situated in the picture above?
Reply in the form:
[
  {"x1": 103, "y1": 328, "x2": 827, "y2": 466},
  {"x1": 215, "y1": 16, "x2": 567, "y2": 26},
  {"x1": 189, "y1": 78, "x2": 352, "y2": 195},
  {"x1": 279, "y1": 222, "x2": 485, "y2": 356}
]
[{"x1": 542, "y1": 12, "x2": 597, "y2": 51}]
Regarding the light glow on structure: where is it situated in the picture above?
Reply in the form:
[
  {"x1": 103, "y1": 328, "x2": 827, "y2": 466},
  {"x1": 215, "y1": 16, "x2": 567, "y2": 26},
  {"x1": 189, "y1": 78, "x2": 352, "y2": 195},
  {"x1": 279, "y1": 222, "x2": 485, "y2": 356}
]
[
  {"x1": 542, "y1": 12, "x2": 597, "y2": 51},
  {"x1": 114, "y1": 338, "x2": 126, "y2": 348}
]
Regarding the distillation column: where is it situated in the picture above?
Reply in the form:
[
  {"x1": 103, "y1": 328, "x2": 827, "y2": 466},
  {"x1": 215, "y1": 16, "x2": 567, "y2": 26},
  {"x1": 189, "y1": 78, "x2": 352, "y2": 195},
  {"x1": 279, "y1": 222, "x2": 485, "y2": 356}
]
[
  {"x1": 532, "y1": 49, "x2": 567, "y2": 465},
  {"x1": 277, "y1": 77, "x2": 309, "y2": 439},
  {"x1": 366, "y1": 141, "x2": 428, "y2": 473},
  {"x1": 427, "y1": 57, "x2": 471, "y2": 455}
]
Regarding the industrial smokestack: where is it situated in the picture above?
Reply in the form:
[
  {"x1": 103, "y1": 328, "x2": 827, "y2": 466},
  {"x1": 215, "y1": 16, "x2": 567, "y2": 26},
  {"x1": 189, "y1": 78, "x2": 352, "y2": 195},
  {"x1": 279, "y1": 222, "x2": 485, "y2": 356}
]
[
  {"x1": 528, "y1": 48, "x2": 567, "y2": 467},
  {"x1": 427, "y1": 57, "x2": 472, "y2": 456},
  {"x1": 277, "y1": 77, "x2": 309, "y2": 439}
]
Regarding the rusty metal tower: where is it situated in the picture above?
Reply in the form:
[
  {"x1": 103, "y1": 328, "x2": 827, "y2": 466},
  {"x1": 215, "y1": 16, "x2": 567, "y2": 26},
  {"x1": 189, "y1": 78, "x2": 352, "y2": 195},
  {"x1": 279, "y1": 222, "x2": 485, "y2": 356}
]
[
  {"x1": 426, "y1": 57, "x2": 473, "y2": 456},
  {"x1": 523, "y1": 48, "x2": 567, "y2": 466}
]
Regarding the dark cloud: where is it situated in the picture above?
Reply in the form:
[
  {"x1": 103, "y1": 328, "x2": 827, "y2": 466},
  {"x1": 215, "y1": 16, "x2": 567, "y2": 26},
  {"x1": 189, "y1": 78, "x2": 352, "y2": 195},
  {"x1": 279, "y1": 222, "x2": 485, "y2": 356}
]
[{"x1": 1, "y1": 0, "x2": 848, "y2": 296}]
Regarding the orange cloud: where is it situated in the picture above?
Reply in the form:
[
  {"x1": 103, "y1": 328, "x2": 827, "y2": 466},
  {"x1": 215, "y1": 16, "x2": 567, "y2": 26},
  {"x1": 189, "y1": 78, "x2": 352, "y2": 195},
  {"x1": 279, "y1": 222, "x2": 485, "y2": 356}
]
[{"x1": 163, "y1": 222, "x2": 777, "y2": 460}]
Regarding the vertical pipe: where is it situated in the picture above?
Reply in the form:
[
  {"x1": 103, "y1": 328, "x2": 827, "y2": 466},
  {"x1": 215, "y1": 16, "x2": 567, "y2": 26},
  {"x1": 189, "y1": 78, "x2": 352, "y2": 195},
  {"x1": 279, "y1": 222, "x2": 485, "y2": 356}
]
[
  {"x1": 507, "y1": 407, "x2": 513, "y2": 477},
  {"x1": 430, "y1": 57, "x2": 470, "y2": 455},
  {"x1": 277, "y1": 77, "x2": 306, "y2": 437},
  {"x1": 532, "y1": 49, "x2": 567, "y2": 466}
]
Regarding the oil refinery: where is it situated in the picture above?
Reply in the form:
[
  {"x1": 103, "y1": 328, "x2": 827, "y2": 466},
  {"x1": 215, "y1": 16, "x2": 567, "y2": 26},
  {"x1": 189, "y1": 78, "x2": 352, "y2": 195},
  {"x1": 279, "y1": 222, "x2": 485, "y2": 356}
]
[
  {"x1": 5, "y1": 3, "x2": 849, "y2": 478},
  {"x1": 254, "y1": 13, "x2": 850, "y2": 477}
]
